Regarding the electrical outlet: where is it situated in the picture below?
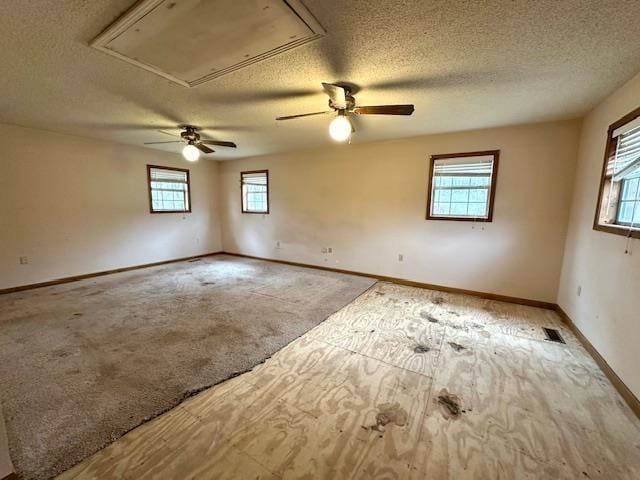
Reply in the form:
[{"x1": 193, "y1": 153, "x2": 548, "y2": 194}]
[
  {"x1": 19, "y1": 256, "x2": 28, "y2": 265},
  {"x1": 321, "y1": 247, "x2": 327, "y2": 254},
  {"x1": 327, "y1": 247, "x2": 333, "y2": 253},
  {"x1": 398, "y1": 254, "x2": 404, "y2": 262},
  {"x1": 577, "y1": 285, "x2": 582, "y2": 297}
]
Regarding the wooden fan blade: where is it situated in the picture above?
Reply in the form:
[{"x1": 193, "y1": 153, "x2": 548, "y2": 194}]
[
  {"x1": 144, "y1": 141, "x2": 182, "y2": 145},
  {"x1": 195, "y1": 143, "x2": 214, "y2": 154},
  {"x1": 276, "y1": 111, "x2": 332, "y2": 121},
  {"x1": 353, "y1": 105, "x2": 415, "y2": 115},
  {"x1": 200, "y1": 140, "x2": 237, "y2": 148},
  {"x1": 322, "y1": 82, "x2": 347, "y2": 109},
  {"x1": 158, "y1": 130, "x2": 181, "y2": 138}
]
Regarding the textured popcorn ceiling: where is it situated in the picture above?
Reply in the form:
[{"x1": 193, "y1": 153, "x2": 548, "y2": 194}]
[{"x1": 1, "y1": 0, "x2": 640, "y2": 160}]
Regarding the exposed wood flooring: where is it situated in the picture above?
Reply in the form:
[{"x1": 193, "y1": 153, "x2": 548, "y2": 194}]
[{"x1": 57, "y1": 282, "x2": 640, "y2": 479}]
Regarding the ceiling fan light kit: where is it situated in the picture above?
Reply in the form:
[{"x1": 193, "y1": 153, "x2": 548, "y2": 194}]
[
  {"x1": 329, "y1": 114, "x2": 352, "y2": 142},
  {"x1": 182, "y1": 144, "x2": 200, "y2": 162}
]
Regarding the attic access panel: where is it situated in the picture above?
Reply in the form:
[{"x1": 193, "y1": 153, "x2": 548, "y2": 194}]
[{"x1": 91, "y1": 0, "x2": 325, "y2": 87}]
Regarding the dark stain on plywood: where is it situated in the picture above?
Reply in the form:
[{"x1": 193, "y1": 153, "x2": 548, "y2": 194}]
[
  {"x1": 362, "y1": 402, "x2": 408, "y2": 434},
  {"x1": 420, "y1": 311, "x2": 439, "y2": 323},
  {"x1": 437, "y1": 389, "x2": 463, "y2": 419},
  {"x1": 448, "y1": 342, "x2": 468, "y2": 352},
  {"x1": 413, "y1": 344, "x2": 431, "y2": 354}
]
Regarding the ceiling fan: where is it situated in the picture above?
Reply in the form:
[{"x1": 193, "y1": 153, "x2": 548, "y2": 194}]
[
  {"x1": 276, "y1": 82, "x2": 415, "y2": 142},
  {"x1": 144, "y1": 125, "x2": 237, "y2": 161}
]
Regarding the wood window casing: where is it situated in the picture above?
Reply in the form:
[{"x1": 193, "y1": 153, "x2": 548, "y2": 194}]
[
  {"x1": 426, "y1": 150, "x2": 500, "y2": 222},
  {"x1": 147, "y1": 164, "x2": 191, "y2": 214},
  {"x1": 241, "y1": 170, "x2": 269, "y2": 214},
  {"x1": 593, "y1": 105, "x2": 640, "y2": 239}
]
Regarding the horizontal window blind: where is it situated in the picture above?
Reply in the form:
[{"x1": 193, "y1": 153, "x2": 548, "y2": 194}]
[
  {"x1": 433, "y1": 156, "x2": 494, "y2": 176},
  {"x1": 150, "y1": 167, "x2": 188, "y2": 183},
  {"x1": 608, "y1": 124, "x2": 640, "y2": 180},
  {"x1": 242, "y1": 171, "x2": 268, "y2": 185}
]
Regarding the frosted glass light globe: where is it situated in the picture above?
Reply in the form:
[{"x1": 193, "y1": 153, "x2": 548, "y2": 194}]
[
  {"x1": 329, "y1": 115, "x2": 351, "y2": 142},
  {"x1": 182, "y1": 144, "x2": 200, "y2": 162}
]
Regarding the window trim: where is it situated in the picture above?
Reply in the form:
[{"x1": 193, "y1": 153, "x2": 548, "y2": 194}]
[
  {"x1": 147, "y1": 164, "x2": 192, "y2": 214},
  {"x1": 593, "y1": 105, "x2": 640, "y2": 239},
  {"x1": 240, "y1": 169, "x2": 270, "y2": 214},
  {"x1": 425, "y1": 150, "x2": 500, "y2": 222}
]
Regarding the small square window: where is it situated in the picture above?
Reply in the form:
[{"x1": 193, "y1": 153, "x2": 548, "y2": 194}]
[
  {"x1": 426, "y1": 151, "x2": 499, "y2": 222},
  {"x1": 147, "y1": 165, "x2": 191, "y2": 213},
  {"x1": 241, "y1": 170, "x2": 269, "y2": 214}
]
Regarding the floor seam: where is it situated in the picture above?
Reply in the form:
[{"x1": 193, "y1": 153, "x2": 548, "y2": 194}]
[
  {"x1": 406, "y1": 324, "x2": 447, "y2": 475},
  {"x1": 310, "y1": 336, "x2": 438, "y2": 380}
]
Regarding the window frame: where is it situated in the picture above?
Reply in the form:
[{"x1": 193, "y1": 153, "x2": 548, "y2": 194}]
[
  {"x1": 240, "y1": 169, "x2": 270, "y2": 214},
  {"x1": 425, "y1": 150, "x2": 500, "y2": 222},
  {"x1": 147, "y1": 164, "x2": 192, "y2": 214},
  {"x1": 593, "y1": 105, "x2": 640, "y2": 239}
]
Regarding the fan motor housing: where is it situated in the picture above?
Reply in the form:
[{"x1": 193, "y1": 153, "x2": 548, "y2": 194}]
[
  {"x1": 180, "y1": 127, "x2": 200, "y2": 142},
  {"x1": 329, "y1": 94, "x2": 356, "y2": 111}
]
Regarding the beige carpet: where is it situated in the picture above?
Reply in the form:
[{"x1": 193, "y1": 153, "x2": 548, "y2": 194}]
[{"x1": 0, "y1": 254, "x2": 375, "y2": 480}]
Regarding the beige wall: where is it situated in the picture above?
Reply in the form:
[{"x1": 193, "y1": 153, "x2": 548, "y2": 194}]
[
  {"x1": 0, "y1": 123, "x2": 222, "y2": 290},
  {"x1": 220, "y1": 120, "x2": 580, "y2": 303},
  {"x1": 558, "y1": 72, "x2": 640, "y2": 398}
]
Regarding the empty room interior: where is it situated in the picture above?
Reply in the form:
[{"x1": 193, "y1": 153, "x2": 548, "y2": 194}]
[{"x1": 2, "y1": 1, "x2": 640, "y2": 479}]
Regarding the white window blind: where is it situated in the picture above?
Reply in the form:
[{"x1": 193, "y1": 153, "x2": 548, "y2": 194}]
[
  {"x1": 433, "y1": 156, "x2": 494, "y2": 176},
  {"x1": 608, "y1": 123, "x2": 640, "y2": 181},
  {"x1": 149, "y1": 166, "x2": 190, "y2": 213}
]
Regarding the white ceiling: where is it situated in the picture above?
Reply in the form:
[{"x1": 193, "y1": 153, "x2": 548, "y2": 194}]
[{"x1": 1, "y1": 0, "x2": 640, "y2": 160}]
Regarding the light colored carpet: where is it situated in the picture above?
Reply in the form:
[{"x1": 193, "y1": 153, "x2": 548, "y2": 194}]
[{"x1": 0, "y1": 254, "x2": 375, "y2": 480}]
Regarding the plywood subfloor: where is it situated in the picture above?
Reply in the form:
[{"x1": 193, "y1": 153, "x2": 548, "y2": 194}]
[{"x1": 57, "y1": 282, "x2": 640, "y2": 480}]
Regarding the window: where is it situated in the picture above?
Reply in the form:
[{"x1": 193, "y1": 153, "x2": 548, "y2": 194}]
[
  {"x1": 426, "y1": 151, "x2": 499, "y2": 221},
  {"x1": 594, "y1": 106, "x2": 640, "y2": 238},
  {"x1": 147, "y1": 165, "x2": 191, "y2": 213},
  {"x1": 241, "y1": 170, "x2": 269, "y2": 214}
]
